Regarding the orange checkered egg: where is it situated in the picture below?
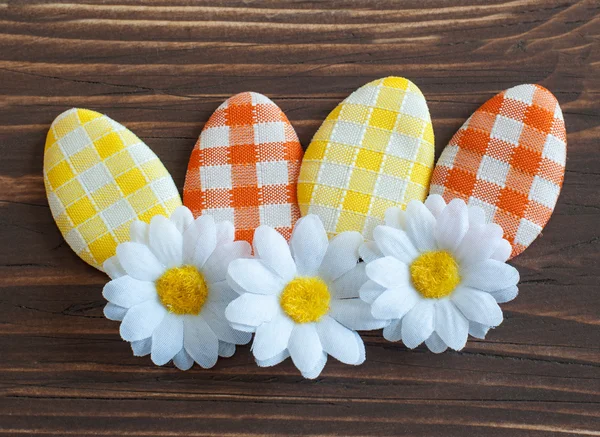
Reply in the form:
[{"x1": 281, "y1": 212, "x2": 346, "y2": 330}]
[
  {"x1": 43, "y1": 108, "x2": 182, "y2": 271},
  {"x1": 183, "y1": 92, "x2": 304, "y2": 243},
  {"x1": 297, "y1": 77, "x2": 435, "y2": 239},
  {"x1": 430, "y1": 84, "x2": 567, "y2": 258}
]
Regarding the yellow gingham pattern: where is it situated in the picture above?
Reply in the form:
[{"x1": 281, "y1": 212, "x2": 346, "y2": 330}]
[
  {"x1": 44, "y1": 108, "x2": 182, "y2": 271},
  {"x1": 298, "y1": 77, "x2": 435, "y2": 239}
]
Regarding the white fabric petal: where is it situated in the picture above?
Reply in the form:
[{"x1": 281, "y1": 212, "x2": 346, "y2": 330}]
[
  {"x1": 225, "y1": 293, "x2": 278, "y2": 328},
  {"x1": 182, "y1": 218, "x2": 200, "y2": 265},
  {"x1": 203, "y1": 303, "x2": 252, "y2": 345},
  {"x1": 424, "y1": 194, "x2": 446, "y2": 218},
  {"x1": 256, "y1": 350, "x2": 290, "y2": 368},
  {"x1": 203, "y1": 241, "x2": 252, "y2": 284},
  {"x1": 218, "y1": 341, "x2": 236, "y2": 358},
  {"x1": 359, "y1": 241, "x2": 383, "y2": 263},
  {"x1": 103, "y1": 303, "x2": 127, "y2": 321},
  {"x1": 216, "y1": 221, "x2": 235, "y2": 245},
  {"x1": 173, "y1": 348, "x2": 194, "y2": 370},
  {"x1": 190, "y1": 215, "x2": 217, "y2": 269},
  {"x1": 329, "y1": 298, "x2": 389, "y2": 331},
  {"x1": 372, "y1": 286, "x2": 419, "y2": 321},
  {"x1": 461, "y1": 259, "x2": 520, "y2": 292},
  {"x1": 170, "y1": 206, "x2": 194, "y2": 235},
  {"x1": 405, "y1": 200, "x2": 437, "y2": 252},
  {"x1": 384, "y1": 207, "x2": 406, "y2": 229},
  {"x1": 489, "y1": 285, "x2": 519, "y2": 303},
  {"x1": 117, "y1": 242, "x2": 165, "y2": 282},
  {"x1": 151, "y1": 313, "x2": 184, "y2": 366},
  {"x1": 329, "y1": 262, "x2": 366, "y2": 299},
  {"x1": 206, "y1": 280, "x2": 238, "y2": 304},
  {"x1": 290, "y1": 215, "x2": 328, "y2": 276},
  {"x1": 455, "y1": 223, "x2": 504, "y2": 266},
  {"x1": 316, "y1": 316, "x2": 364, "y2": 365},
  {"x1": 102, "y1": 276, "x2": 156, "y2": 308},
  {"x1": 252, "y1": 314, "x2": 294, "y2": 361},
  {"x1": 468, "y1": 206, "x2": 487, "y2": 226},
  {"x1": 425, "y1": 332, "x2": 448, "y2": 353},
  {"x1": 288, "y1": 323, "x2": 323, "y2": 374},
  {"x1": 103, "y1": 256, "x2": 126, "y2": 279},
  {"x1": 120, "y1": 298, "x2": 167, "y2": 342},
  {"x1": 229, "y1": 322, "x2": 257, "y2": 333},
  {"x1": 401, "y1": 300, "x2": 435, "y2": 349},
  {"x1": 129, "y1": 220, "x2": 149, "y2": 244},
  {"x1": 372, "y1": 226, "x2": 418, "y2": 264},
  {"x1": 383, "y1": 319, "x2": 402, "y2": 342},
  {"x1": 358, "y1": 279, "x2": 386, "y2": 304},
  {"x1": 253, "y1": 226, "x2": 296, "y2": 282},
  {"x1": 469, "y1": 321, "x2": 491, "y2": 339},
  {"x1": 319, "y1": 231, "x2": 363, "y2": 283},
  {"x1": 435, "y1": 299, "x2": 469, "y2": 351},
  {"x1": 491, "y1": 239, "x2": 513, "y2": 262},
  {"x1": 365, "y1": 256, "x2": 409, "y2": 289},
  {"x1": 435, "y1": 198, "x2": 469, "y2": 252},
  {"x1": 452, "y1": 287, "x2": 504, "y2": 326},
  {"x1": 227, "y1": 259, "x2": 284, "y2": 295},
  {"x1": 131, "y1": 337, "x2": 151, "y2": 357},
  {"x1": 301, "y1": 352, "x2": 328, "y2": 379},
  {"x1": 183, "y1": 316, "x2": 219, "y2": 368}
]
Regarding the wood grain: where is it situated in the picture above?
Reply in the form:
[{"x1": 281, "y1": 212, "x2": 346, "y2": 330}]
[{"x1": 0, "y1": 0, "x2": 599, "y2": 435}]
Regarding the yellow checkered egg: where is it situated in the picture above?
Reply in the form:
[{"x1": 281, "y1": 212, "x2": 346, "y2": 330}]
[
  {"x1": 44, "y1": 108, "x2": 182, "y2": 272},
  {"x1": 298, "y1": 77, "x2": 435, "y2": 239}
]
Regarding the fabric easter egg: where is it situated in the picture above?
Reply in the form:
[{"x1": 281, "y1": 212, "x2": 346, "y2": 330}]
[
  {"x1": 44, "y1": 108, "x2": 182, "y2": 271},
  {"x1": 297, "y1": 77, "x2": 435, "y2": 239},
  {"x1": 430, "y1": 84, "x2": 566, "y2": 258},
  {"x1": 183, "y1": 92, "x2": 304, "y2": 243}
]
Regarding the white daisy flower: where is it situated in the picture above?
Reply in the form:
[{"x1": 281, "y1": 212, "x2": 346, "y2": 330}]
[
  {"x1": 102, "y1": 206, "x2": 252, "y2": 370},
  {"x1": 225, "y1": 215, "x2": 387, "y2": 379},
  {"x1": 359, "y1": 195, "x2": 519, "y2": 353}
]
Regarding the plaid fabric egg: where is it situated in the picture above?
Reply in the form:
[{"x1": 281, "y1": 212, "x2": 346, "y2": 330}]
[{"x1": 430, "y1": 84, "x2": 567, "y2": 258}]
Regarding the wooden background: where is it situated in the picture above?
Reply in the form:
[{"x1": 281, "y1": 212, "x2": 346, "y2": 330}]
[{"x1": 1, "y1": 0, "x2": 599, "y2": 435}]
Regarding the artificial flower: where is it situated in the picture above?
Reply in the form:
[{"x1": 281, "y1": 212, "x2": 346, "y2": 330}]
[
  {"x1": 225, "y1": 215, "x2": 387, "y2": 379},
  {"x1": 102, "y1": 206, "x2": 252, "y2": 369},
  {"x1": 359, "y1": 194, "x2": 519, "y2": 353}
]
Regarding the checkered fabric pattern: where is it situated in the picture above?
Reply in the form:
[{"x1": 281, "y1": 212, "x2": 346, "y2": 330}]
[
  {"x1": 297, "y1": 77, "x2": 435, "y2": 239},
  {"x1": 44, "y1": 108, "x2": 182, "y2": 271},
  {"x1": 183, "y1": 92, "x2": 304, "y2": 243},
  {"x1": 430, "y1": 84, "x2": 566, "y2": 258}
]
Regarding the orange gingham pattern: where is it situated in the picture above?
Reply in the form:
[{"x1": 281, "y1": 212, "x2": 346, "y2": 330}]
[
  {"x1": 183, "y1": 92, "x2": 303, "y2": 243},
  {"x1": 430, "y1": 84, "x2": 566, "y2": 258}
]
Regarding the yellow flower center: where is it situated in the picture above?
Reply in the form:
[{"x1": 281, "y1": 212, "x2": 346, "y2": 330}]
[
  {"x1": 410, "y1": 250, "x2": 461, "y2": 299},
  {"x1": 155, "y1": 265, "x2": 208, "y2": 315},
  {"x1": 280, "y1": 277, "x2": 331, "y2": 324}
]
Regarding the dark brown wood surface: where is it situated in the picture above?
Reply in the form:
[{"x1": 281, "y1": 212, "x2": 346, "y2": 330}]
[{"x1": 1, "y1": 1, "x2": 599, "y2": 435}]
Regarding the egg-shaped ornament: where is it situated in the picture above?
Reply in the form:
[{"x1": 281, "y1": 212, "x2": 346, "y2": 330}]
[
  {"x1": 44, "y1": 108, "x2": 182, "y2": 271},
  {"x1": 183, "y1": 92, "x2": 304, "y2": 243},
  {"x1": 297, "y1": 77, "x2": 435, "y2": 239}
]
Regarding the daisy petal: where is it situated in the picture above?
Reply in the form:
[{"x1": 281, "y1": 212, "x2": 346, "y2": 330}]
[
  {"x1": 191, "y1": 215, "x2": 217, "y2": 268},
  {"x1": 218, "y1": 341, "x2": 236, "y2": 358},
  {"x1": 104, "y1": 303, "x2": 127, "y2": 321},
  {"x1": 253, "y1": 226, "x2": 296, "y2": 282},
  {"x1": 365, "y1": 256, "x2": 409, "y2": 289},
  {"x1": 358, "y1": 280, "x2": 386, "y2": 304},
  {"x1": 489, "y1": 285, "x2": 518, "y2": 303},
  {"x1": 204, "y1": 303, "x2": 252, "y2": 345},
  {"x1": 290, "y1": 215, "x2": 328, "y2": 276},
  {"x1": 103, "y1": 275, "x2": 156, "y2": 308},
  {"x1": 173, "y1": 349, "x2": 194, "y2": 370},
  {"x1": 252, "y1": 314, "x2": 294, "y2": 361},
  {"x1": 330, "y1": 263, "x2": 367, "y2": 299},
  {"x1": 452, "y1": 287, "x2": 504, "y2": 327},
  {"x1": 372, "y1": 226, "x2": 418, "y2": 264},
  {"x1": 117, "y1": 242, "x2": 165, "y2": 282},
  {"x1": 435, "y1": 198, "x2": 469, "y2": 252},
  {"x1": 183, "y1": 316, "x2": 219, "y2": 368},
  {"x1": 120, "y1": 298, "x2": 167, "y2": 342},
  {"x1": 227, "y1": 259, "x2": 284, "y2": 295},
  {"x1": 461, "y1": 259, "x2": 520, "y2": 292},
  {"x1": 424, "y1": 194, "x2": 446, "y2": 218},
  {"x1": 435, "y1": 300, "x2": 469, "y2": 351},
  {"x1": 151, "y1": 313, "x2": 184, "y2": 366},
  {"x1": 316, "y1": 316, "x2": 364, "y2": 365},
  {"x1": 288, "y1": 323, "x2": 323, "y2": 374},
  {"x1": 401, "y1": 300, "x2": 435, "y2": 349},
  {"x1": 491, "y1": 239, "x2": 512, "y2": 262},
  {"x1": 405, "y1": 200, "x2": 437, "y2": 252},
  {"x1": 216, "y1": 221, "x2": 235, "y2": 245},
  {"x1": 207, "y1": 280, "x2": 238, "y2": 304},
  {"x1": 256, "y1": 350, "x2": 290, "y2": 368},
  {"x1": 425, "y1": 332, "x2": 448, "y2": 353},
  {"x1": 329, "y1": 298, "x2": 389, "y2": 331},
  {"x1": 383, "y1": 319, "x2": 402, "y2": 342},
  {"x1": 372, "y1": 286, "x2": 419, "y2": 320},
  {"x1": 131, "y1": 337, "x2": 151, "y2": 357},
  {"x1": 469, "y1": 321, "x2": 491, "y2": 339},
  {"x1": 384, "y1": 207, "x2": 406, "y2": 229},
  {"x1": 149, "y1": 215, "x2": 183, "y2": 268},
  {"x1": 320, "y1": 231, "x2": 363, "y2": 283},
  {"x1": 359, "y1": 241, "x2": 382, "y2": 263},
  {"x1": 301, "y1": 352, "x2": 328, "y2": 379},
  {"x1": 456, "y1": 223, "x2": 504, "y2": 266},
  {"x1": 468, "y1": 206, "x2": 487, "y2": 226},
  {"x1": 170, "y1": 206, "x2": 194, "y2": 235},
  {"x1": 129, "y1": 221, "x2": 149, "y2": 244},
  {"x1": 103, "y1": 256, "x2": 126, "y2": 279},
  {"x1": 203, "y1": 241, "x2": 252, "y2": 284},
  {"x1": 225, "y1": 293, "x2": 278, "y2": 328}
]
